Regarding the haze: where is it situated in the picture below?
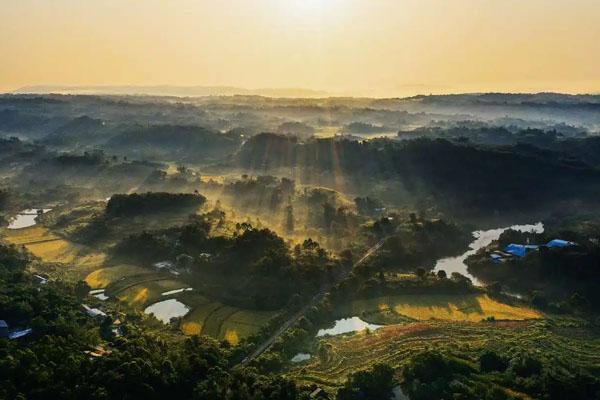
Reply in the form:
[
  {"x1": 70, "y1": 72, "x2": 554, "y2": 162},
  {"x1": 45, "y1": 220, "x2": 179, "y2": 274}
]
[{"x1": 1, "y1": 0, "x2": 600, "y2": 97}]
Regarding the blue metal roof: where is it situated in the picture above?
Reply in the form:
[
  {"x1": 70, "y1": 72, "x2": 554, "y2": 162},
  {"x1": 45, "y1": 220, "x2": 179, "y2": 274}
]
[{"x1": 546, "y1": 239, "x2": 576, "y2": 248}]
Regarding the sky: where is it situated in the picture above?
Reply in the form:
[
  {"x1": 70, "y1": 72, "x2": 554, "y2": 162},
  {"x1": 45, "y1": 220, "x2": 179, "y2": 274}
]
[{"x1": 1, "y1": 0, "x2": 599, "y2": 97}]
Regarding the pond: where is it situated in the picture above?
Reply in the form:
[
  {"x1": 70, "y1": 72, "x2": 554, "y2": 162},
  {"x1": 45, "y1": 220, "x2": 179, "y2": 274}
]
[
  {"x1": 290, "y1": 353, "x2": 311, "y2": 363},
  {"x1": 433, "y1": 222, "x2": 544, "y2": 286},
  {"x1": 144, "y1": 299, "x2": 190, "y2": 323},
  {"x1": 7, "y1": 208, "x2": 52, "y2": 229},
  {"x1": 316, "y1": 317, "x2": 382, "y2": 337}
]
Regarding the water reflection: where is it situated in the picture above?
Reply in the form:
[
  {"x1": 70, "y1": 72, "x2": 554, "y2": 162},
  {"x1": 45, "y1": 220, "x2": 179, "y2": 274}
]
[
  {"x1": 316, "y1": 317, "x2": 382, "y2": 337},
  {"x1": 8, "y1": 209, "x2": 52, "y2": 229},
  {"x1": 144, "y1": 299, "x2": 190, "y2": 323},
  {"x1": 434, "y1": 222, "x2": 543, "y2": 286}
]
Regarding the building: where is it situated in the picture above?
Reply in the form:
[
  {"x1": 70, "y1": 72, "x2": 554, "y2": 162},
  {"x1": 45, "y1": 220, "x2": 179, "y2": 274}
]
[
  {"x1": 8, "y1": 328, "x2": 32, "y2": 339},
  {"x1": 504, "y1": 244, "x2": 539, "y2": 257},
  {"x1": 546, "y1": 239, "x2": 577, "y2": 248},
  {"x1": 82, "y1": 304, "x2": 107, "y2": 318}
]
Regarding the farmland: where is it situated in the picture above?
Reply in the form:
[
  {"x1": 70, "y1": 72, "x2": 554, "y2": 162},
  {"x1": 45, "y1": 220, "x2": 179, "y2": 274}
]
[
  {"x1": 287, "y1": 318, "x2": 600, "y2": 393},
  {"x1": 178, "y1": 291, "x2": 279, "y2": 344},
  {"x1": 3, "y1": 225, "x2": 106, "y2": 280},
  {"x1": 344, "y1": 294, "x2": 541, "y2": 324},
  {"x1": 1, "y1": 218, "x2": 280, "y2": 345}
]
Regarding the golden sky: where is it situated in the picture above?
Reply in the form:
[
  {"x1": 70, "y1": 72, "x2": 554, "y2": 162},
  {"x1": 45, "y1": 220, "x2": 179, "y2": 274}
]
[{"x1": 1, "y1": 0, "x2": 599, "y2": 97}]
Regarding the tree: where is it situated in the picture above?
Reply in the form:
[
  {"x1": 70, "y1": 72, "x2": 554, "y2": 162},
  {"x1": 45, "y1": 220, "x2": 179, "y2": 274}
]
[
  {"x1": 285, "y1": 204, "x2": 295, "y2": 234},
  {"x1": 337, "y1": 364, "x2": 395, "y2": 400},
  {"x1": 74, "y1": 280, "x2": 91, "y2": 299},
  {"x1": 436, "y1": 269, "x2": 447, "y2": 279},
  {"x1": 488, "y1": 281, "x2": 502, "y2": 295},
  {"x1": 479, "y1": 351, "x2": 508, "y2": 372}
]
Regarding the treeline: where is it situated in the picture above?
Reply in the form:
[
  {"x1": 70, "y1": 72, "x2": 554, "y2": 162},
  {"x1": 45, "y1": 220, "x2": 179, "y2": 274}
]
[
  {"x1": 402, "y1": 349, "x2": 600, "y2": 400},
  {"x1": 104, "y1": 124, "x2": 242, "y2": 162},
  {"x1": 106, "y1": 192, "x2": 206, "y2": 217},
  {"x1": 238, "y1": 134, "x2": 600, "y2": 215}
]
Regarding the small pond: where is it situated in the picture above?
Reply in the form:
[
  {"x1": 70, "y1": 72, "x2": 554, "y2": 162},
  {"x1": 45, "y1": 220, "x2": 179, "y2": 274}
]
[
  {"x1": 144, "y1": 299, "x2": 190, "y2": 323},
  {"x1": 7, "y1": 208, "x2": 52, "y2": 229},
  {"x1": 316, "y1": 317, "x2": 382, "y2": 337},
  {"x1": 290, "y1": 353, "x2": 311, "y2": 363}
]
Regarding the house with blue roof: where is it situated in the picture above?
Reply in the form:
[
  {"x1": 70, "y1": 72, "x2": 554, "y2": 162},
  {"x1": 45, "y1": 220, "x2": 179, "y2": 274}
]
[
  {"x1": 504, "y1": 243, "x2": 539, "y2": 257},
  {"x1": 546, "y1": 239, "x2": 577, "y2": 248}
]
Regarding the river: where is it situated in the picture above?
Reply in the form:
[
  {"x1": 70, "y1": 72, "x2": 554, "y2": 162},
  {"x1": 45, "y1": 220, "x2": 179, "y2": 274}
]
[{"x1": 433, "y1": 222, "x2": 544, "y2": 286}]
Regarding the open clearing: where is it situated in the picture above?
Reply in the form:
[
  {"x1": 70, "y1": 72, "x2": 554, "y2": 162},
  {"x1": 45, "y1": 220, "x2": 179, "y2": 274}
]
[
  {"x1": 345, "y1": 294, "x2": 541, "y2": 323},
  {"x1": 288, "y1": 318, "x2": 600, "y2": 392}
]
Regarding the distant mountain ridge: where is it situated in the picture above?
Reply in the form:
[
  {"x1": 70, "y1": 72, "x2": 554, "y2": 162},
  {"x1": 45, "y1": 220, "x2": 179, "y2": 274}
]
[{"x1": 12, "y1": 85, "x2": 330, "y2": 98}]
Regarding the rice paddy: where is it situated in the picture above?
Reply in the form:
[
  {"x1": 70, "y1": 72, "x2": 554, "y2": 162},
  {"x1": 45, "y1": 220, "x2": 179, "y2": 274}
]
[
  {"x1": 4, "y1": 226, "x2": 106, "y2": 279},
  {"x1": 84, "y1": 267, "x2": 279, "y2": 344},
  {"x1": 287, "y1": 318, "x2": 600, "y2": 392},
  {"x1": 115, "y1": 279, "x2": 186, "y2": 307},
  {"x1": 345, "y1": 294, "x2": 541, "y2": 324},
  {"x1": 85, "y1": 264, "x2": 153, "y2": 289},
  {"x1": 179, "y1": 292, "x2": 278, "y2": 344}
]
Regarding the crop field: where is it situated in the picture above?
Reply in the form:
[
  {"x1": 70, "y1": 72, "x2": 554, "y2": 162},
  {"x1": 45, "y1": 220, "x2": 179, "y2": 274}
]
[
  {"x1": 179, "y1": 292, "x2": 278, "y2": 344},
  {"x1": 345, "y1": 294, "x2": 541, "y2": 323},
  {"x1": 114, "y1": 279, "x2": 187, "y2": 307},
  {"x1": 3, "y1": 222, "x2": 278, "y2": 345},
  {"x1": 4, "y1": 226, "x2": 106, "y2": 279},
  {"x1": 85, "y1": 264, "x2": 154, "y2": 289},
  {"x1": 287, "y1": 318, "x2": 600, "y2": 392}
]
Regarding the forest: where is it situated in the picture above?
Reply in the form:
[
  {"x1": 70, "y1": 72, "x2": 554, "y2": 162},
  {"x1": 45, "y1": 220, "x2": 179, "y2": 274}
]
[{"x1": 1, "y1": 93, "x2": 600, "y2": 399}]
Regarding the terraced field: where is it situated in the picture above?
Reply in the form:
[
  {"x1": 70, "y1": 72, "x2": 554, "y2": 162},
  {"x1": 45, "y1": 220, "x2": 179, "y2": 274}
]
[
  {"x1": 288, "y1": 318, "x2": 600, "y2": 392},
  {"x1": 4, "y1": 226, "x2": 106, "y2": 279},
  {"x1": 85, "y1": 264, "x2": 154, "y2": 288},
  {"x1": 4, "y1": 222, "x2": 278, "y2": 345},
  {"x1": 345, "y1": 294, "x2": 541, "y2": 324},
  {"x1": 85, "y1": 267, "x2": 279, "y2": 344},
  {"x1": 179, "y1": 291, "x2": 278, "y2": 345}
]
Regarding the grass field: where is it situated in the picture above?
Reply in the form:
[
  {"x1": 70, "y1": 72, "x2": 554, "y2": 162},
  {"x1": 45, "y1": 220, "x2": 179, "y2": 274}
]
[
  {"x1": 287, "y1": 318, "x2": 600, "y2": 392},
  {"x1": 345, "y1": 294, "x2": 541, "y2": 324}
]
